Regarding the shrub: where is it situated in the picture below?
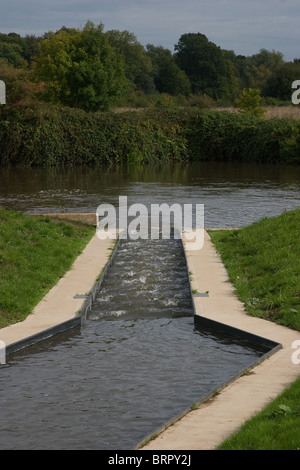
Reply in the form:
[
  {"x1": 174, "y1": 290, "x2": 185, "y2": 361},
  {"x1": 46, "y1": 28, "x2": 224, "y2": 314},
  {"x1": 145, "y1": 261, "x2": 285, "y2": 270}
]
[{"x1": 0, "y1": 105, "x2": 300, "y2": 166}]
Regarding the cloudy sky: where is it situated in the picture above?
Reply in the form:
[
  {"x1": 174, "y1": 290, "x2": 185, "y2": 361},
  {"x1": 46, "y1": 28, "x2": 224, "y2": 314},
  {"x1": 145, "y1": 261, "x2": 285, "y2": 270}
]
[{"x1": 1, "y1": 0, "x2": 299, "y2": 60}]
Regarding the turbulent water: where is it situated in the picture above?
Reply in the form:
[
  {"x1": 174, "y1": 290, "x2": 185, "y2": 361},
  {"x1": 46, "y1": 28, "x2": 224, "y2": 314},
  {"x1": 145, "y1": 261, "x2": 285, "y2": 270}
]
[
  {"x1": 88, "y1": 235, "x2": 194, "y2": 321},
  {"x1": 0, "y1": 235, "x2": 268, "y2": 450}
]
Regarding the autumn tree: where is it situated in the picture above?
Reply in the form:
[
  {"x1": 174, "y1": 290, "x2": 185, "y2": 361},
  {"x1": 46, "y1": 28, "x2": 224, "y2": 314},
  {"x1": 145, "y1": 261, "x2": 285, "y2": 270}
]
[
  {"x1": 32, "y1": 22, "x2": 128, "y2": 111},
  {"x1": 0, "y1": 33, "x2": 27, "y2": 68},
  {"x1": 223, "y1": 48, "x2": 284, "y2": 95},
  {"x1": 0, "y1": 59, "x2": 45, "y2": 105}
]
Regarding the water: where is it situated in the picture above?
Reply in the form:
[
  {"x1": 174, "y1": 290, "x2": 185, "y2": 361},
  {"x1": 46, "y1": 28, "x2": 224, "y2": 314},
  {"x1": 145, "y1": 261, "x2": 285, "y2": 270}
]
[
  {"x1": 0, "y1": 162, "x2": 300, "y2": 227},
  {"x1": 0, "y1": 319, "x2": 267, "y2": 450},
  {"x1": 88, "y1": 236, "x2": 194, "y2": 321},
  {"x1": 0, "y1": 161, "x2": 298, "y2": 449},
  {"x1": 0, "y1": 234, "x2": 269, "y2": 450}
]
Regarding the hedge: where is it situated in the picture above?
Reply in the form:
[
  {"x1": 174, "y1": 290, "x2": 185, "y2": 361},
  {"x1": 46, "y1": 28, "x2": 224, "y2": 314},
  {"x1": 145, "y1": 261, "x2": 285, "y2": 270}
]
[{"x1": 0, "y1": 104, "x2": 299, "y2": 166}]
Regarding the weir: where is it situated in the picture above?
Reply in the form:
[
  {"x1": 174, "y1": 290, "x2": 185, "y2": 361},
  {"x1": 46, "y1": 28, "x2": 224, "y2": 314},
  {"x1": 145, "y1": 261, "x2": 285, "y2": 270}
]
[
  {"x1": 85, "y1": 230, "x2": 194, "y2": 322},
  {"x1": 0, "y1": 222, "x2": 282, "y2": 450}
]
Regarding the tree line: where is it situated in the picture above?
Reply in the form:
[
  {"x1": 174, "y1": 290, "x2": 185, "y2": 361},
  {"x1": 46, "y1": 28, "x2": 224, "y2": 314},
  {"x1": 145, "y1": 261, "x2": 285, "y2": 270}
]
[{"x1": 1, "y1": 21, "x2": 300, "y2": 111}]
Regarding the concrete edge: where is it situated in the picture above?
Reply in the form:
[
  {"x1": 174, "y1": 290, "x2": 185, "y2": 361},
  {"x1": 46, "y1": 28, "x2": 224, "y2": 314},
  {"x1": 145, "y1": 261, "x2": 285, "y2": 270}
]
[
  {"x1": 5, "y1": 317, "x2": 81, "y2": 356},
  {"x1": 1, "y1": 216, "x2": 118, "y2": 359},
  {"x1": 5, "y1": 239, "x2": 120, "y2": 358},
  {"x1": 141, "y1": 230, "x2": 300, "y2": 450},
  {"x1": 80, "y1": 238, "x2": 120, "y2": 322},
  {"x1": 134, "y1": 235, "x2": 282, "y2": 450},
  {"x1": 134, "y1": 341, "x2": 281, "y2": 450}
]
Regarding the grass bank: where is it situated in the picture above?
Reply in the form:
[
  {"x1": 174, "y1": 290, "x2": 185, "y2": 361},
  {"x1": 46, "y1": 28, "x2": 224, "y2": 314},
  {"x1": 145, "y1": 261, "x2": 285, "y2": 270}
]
[
  {"x1": 1, "y1": 104, "x2": 300, "y2": 166},
  {"x1": 217, "y1": 375, "x2": 300, "y2": 450},
  {"x1": 209, "y1": 208, "x2": 300, "y2": 331},
  {"x1": 209, "y1": 208, "x2": 300, "y2": 449},
  {"x1": 0, "y1": 208, "x2": 94, "y2": 328}
]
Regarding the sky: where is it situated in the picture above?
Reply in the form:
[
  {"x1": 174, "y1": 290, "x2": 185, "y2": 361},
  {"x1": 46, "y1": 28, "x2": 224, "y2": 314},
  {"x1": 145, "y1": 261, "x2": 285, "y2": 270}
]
[{"x1": 1, "y1": 0, "x2": 300, "y2": 60}]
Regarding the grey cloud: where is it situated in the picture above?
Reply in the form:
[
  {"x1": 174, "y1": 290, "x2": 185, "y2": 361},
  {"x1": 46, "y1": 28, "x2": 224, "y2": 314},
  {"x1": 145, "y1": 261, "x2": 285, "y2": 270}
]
[{"x1": 1, "y1": 0, "x2": 299, "y2": 59}]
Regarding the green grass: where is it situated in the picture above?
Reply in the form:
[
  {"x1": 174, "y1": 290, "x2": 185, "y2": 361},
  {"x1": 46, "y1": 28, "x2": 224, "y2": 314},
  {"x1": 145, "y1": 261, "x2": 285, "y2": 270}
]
[
  {"x1": 217, "y1": 375, "x2": 300, "y2": 450},
  {"x1": 0, "y1": 207, "x2": 95, "y2": 328},
  {"x1": 208, "y1": 208, "x2": 300, "y2": 449},
  {"x1": 209, "y1": 208, "x2": 300, "y2": 332}
]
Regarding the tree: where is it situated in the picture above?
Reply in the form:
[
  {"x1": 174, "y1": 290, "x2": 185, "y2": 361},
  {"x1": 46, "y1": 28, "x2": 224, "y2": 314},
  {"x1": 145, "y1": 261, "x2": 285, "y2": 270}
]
[
  {"x1": 0, "y1": 34, "x2": 27, "y2": 68},
  {"x1": 22, "y1": 35, "x2": 41, "y2": 63},
  {"x1": 222, "y1": 48, "x2": 284, "y2": 96},
  {"x1": 235, "y1": 88, "x2": 265, "y2": 118},
  {"x1": 146, "y1": 44, "x2": 191, "y2": 96},
  {"x1": 32, "y1": 22, "x2": 128, "y2": 111},
  {"x1": 251, "y1": 48, "x2": 284, "y2": 70},
  {"x1": 0, "y1": 32, "x2": 41, "y2": 68},
  {"x1": 105, "y1": 30, "x2": 155, "y2": 93},
  {"x1": 247, "y1": 49, "x2": 284, "y2": 92},
  {"x1": 0, "y1": 59, "x2": 45, "y2": 105},
  {"x1": 263, "y1": 62, "x2": 300, "y2": 101},
  {"x1": 174, "y1": 33, "x2": 233, "y2": 99}
]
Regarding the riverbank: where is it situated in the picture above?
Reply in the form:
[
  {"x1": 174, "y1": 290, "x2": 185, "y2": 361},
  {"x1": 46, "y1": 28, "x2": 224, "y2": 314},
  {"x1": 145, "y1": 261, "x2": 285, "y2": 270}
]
[
  {"x1": 0, "y1": 209, "x2": 115, "y2": 352},
  {"x1": 1, "y1": 105, "x2": 300, "y2": 166},
  {"x1": 209, "y1": 208, "x2": 300, "y2": 332},
  {"x1": 142, "y1": 208, "x2": 300, "y2": 450},
  {"x1": 211, "y1": 208, "x2": 300, "y2": 449},
  {"x1": 0, "y1": 208, "x2": 94, "y2": 329},
  {"x1": 142, "y1": 226, "x2": 300, "y2": 450}
]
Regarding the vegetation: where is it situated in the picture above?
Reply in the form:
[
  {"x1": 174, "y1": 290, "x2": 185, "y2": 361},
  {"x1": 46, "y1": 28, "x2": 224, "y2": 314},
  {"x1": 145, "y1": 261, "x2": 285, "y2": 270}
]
[
  {"x1": 1, "y1": 105, "x2": 300, "y2": 167},
  {"x1": 174, "y1": 33, "x2": 234, "y2": 100},
  {"x1": 0, "y1": 59, "x2": 45, "y2": 106},
  {"x1": 32, "y1": 22, "x2": 128, "y2": 111},
  {"x1": 1, "y1": 22, "x2": 300, "y2": 110},
  {"x1": 217, "y1": 375, "x2": 300, "y2": 450},
  {"x1": 209, "y1": 208, "x2": 300, "y2": 332},
  {"x1": 263, "y1": 61, "x2": 300, "y2": 101},
  {"x1": 0, "y1": 208, "x2": 94, "y2": 328},
  {"x1": 208, "y1": 209, "x2": 300, "y2": 449},
  {"x1": 1, "y1": 21, "x2": 300, "y2": 167},
  {"x1": 234, "y1": 88, "x2": 266, "y2": 118}
]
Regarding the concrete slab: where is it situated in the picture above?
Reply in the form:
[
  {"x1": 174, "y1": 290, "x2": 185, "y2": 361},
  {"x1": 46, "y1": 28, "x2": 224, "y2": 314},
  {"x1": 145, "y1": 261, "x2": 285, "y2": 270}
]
[
  {"x1": 141, "y1": 230, "x2": 300, "y2": 450},
  {"x1": 0, "y1": 233, "x2": 114, "y2": 348}
]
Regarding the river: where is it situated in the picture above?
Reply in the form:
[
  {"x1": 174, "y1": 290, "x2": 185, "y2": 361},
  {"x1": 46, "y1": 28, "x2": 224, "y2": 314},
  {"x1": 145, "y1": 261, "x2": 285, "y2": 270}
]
[{"x1": 0, "y1": 161, "x2": 299, "y2": 227}]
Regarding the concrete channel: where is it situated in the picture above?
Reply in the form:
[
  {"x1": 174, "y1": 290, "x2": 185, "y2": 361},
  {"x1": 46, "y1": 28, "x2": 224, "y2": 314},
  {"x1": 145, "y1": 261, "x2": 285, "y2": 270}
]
[
  {"x1": 1, "y1": 214, "x2": 300, "y2": 450},
  {"x1": 141, "y1": 230, "x2": 300, "y2": 450},
  {"x1": 0, "y1": 213, "x2": 115, "y2": 354}
]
